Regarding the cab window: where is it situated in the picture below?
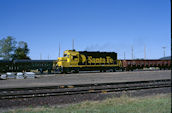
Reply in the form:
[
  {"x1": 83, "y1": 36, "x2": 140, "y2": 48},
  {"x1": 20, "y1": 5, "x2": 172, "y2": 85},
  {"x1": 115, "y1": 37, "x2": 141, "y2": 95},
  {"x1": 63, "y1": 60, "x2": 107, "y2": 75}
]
[
  {"x1": 64, "y1": 54, "x2": 69, "y2": 57},
  {"x1": 64, "y1": 54, "x2": 67, "y2": 57},
  {"x1": 73, "y1": 56, "x2": 78, "y2": 61}
]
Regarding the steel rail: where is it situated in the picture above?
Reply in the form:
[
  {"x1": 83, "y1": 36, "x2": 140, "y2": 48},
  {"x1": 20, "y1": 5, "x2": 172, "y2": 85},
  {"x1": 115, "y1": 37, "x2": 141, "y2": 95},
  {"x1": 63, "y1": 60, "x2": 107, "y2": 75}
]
[{"x1": 0, "y1": 79, "x2": 171, "y2": 99}]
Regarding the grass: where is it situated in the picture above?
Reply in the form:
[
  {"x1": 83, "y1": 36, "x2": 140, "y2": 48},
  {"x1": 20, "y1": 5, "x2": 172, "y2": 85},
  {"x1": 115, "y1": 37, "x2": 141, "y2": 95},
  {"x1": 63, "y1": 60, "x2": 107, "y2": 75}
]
[{"x1": 3, "y1": 94, "x2": 171, "y2": 113}]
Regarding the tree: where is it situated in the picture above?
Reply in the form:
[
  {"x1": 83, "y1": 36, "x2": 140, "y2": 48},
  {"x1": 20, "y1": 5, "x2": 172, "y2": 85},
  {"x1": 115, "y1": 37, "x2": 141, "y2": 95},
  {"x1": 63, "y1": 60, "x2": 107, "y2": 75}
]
[
  {"x1": 13, "y1": 41, "x2": 30, "y2": 60},
  {"x1": 0, "y1": 36, "x2": 16, "y2": 60}
]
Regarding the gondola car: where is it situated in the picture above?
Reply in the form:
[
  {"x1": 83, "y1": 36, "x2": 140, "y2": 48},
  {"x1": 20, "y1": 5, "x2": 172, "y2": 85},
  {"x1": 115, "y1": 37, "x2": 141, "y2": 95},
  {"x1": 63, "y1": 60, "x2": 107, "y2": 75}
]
[
  {"x1": 13, "y1": 60, "x2": 55, "y2": 73},
  {"x1": 121, "y1": 59, "x2": 171, "y2": 71}
]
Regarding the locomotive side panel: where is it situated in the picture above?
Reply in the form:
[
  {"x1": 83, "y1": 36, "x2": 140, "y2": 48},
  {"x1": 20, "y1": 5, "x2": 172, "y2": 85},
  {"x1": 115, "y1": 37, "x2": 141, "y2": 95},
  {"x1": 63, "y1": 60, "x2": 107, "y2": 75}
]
[{"x1": 78, "y1": 51, "x2": 117, "y2": 65}]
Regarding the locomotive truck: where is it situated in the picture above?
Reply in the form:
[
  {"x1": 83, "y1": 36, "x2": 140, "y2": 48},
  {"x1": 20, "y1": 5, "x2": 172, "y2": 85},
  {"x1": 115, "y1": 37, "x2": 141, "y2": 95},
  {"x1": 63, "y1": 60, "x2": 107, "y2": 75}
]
[{"x1": 55, "y1": 50, "x2": 122, "y2": 73}]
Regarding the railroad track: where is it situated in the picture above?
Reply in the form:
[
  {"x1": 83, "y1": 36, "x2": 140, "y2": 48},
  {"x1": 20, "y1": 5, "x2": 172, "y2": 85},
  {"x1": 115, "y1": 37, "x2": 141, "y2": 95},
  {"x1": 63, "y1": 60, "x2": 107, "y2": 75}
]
[{"x1": 0, "y1": 79, "x2": 171, "y2": 100}]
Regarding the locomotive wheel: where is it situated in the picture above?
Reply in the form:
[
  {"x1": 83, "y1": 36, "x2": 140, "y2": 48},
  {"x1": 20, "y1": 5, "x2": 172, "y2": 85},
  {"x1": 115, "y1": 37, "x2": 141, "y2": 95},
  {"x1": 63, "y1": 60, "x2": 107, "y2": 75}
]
[
  {"x1": 48, "y1": 69, "x2": 51, "y2": 74},
  {"x1": 121, "y1": 68, "x2": 125, "y2": 71},
  {"x1": 109, "y1": 69, "x2": 113, "y2": 72}
]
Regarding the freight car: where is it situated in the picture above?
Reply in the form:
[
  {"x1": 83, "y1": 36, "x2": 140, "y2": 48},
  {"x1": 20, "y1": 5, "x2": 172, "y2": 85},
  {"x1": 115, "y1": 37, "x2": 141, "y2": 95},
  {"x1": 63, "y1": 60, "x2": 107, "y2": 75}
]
[
  {"x1": 121, "y1": 60, "x2": 171, "y2": 71},
  {"x1": 13, "y1": 60, "x2": 55, "y2": 73},
  {"x1": 0, "y1": 60, "x2": 13, "y2": 73},
  {"x1": 55, "y1": 50, "x2": 122, "y2": 73},
  {"x1": 0, "y1": 60, "x2": 56, "y2": 74}
]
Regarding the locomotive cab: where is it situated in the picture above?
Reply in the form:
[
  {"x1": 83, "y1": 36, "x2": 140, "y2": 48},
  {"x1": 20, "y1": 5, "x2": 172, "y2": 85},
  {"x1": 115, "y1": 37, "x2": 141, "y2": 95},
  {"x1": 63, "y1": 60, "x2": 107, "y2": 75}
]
[{"x1": 56, "y1": 50, "x2": 80, "y2": 73}]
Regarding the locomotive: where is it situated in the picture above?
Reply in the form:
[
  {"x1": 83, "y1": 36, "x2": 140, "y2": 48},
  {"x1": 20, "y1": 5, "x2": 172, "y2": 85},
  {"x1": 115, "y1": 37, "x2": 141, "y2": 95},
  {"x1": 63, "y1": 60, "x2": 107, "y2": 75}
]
[{"x1": 56, "y1": 50, "x2": 121, "y2": 73}]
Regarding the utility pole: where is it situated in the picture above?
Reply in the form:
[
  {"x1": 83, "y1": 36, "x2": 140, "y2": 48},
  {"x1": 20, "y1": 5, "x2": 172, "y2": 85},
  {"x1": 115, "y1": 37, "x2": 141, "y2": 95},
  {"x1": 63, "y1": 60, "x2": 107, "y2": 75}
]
[
  {"x1": 144, "y1": 45, "x2": 146, "y2": 59},
  {"x1": 162, "y1": 47, "x2": 166, "y2": 57},
  {"x1": 131, "y1": 46, "x2": 134, "y2": 59},
  {"x1": 124, "y1": 52, "x2": 126, "y2": 60},
  {"x1": 72, "y1": 39, "x2": 74, "y2": 50},
  {"x1": 48, "y1": 54, "x2": 49, "y2": 60},
  {"x1": 59, "y1": 42, "x2": 60, "y2": 57}
]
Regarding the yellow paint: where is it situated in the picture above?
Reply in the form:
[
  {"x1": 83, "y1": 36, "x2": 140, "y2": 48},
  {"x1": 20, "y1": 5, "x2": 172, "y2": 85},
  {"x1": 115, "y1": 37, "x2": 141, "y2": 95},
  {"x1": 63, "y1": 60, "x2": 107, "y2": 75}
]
[
  {"x1": 88, "y1": 56, "x2": 111, "y2": 64},
  {"x1": 101, "y1": 90, "x2": 107, "y2": 94},
  {"x1": 56, "y1": 50, "x2": 121, "y2": 68},
  {"x1": 59, "y1": 86, "x2": 65, "y2": 88},
  {"x1": 88, "y1": 89, "x2": 95, "y2": 92},
  {"x1": 68, "y1": 85, "x2": 74, "y2": 88}
]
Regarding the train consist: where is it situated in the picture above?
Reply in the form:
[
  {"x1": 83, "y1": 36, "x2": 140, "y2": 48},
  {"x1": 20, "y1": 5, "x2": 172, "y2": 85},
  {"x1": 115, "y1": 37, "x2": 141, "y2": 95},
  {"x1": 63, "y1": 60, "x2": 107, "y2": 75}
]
[{"x1": 0, "y1": 50, "x2": 171, "y2": 73}]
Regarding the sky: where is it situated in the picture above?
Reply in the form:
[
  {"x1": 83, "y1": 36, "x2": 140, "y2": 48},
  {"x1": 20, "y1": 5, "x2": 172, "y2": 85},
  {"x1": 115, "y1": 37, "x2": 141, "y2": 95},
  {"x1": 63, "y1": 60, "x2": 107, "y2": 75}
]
[{"x1": 0, "y1": 0, "x2": 171, "y2": 60}]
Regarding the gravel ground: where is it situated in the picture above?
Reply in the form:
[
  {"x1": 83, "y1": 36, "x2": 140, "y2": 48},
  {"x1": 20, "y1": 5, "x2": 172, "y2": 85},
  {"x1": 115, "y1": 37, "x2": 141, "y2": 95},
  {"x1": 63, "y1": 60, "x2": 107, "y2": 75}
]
[
  {"x1": 0, "y1": 87, "x2": 171, "y2": 110},
  {"x1": 0, "y1": 70, "x2": 171, "y2": 89}
]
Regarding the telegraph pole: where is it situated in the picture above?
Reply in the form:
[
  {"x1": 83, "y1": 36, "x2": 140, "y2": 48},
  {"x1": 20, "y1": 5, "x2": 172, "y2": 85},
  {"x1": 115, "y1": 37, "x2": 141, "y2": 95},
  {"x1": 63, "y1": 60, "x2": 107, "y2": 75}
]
[
  {"x1": 72, "y1": 39, "x2": 74, "y2": 50},
  {"x1": 40, "y1": 53, "x2": 42, "y2": 60},
  {"x1": 162, "y1": 47, "x2": 166, "y2": 57},
  {"x1": 131, "y1": 46, "x2": 134, "y2": 59},
  {"x1": 144, "y1": 45, "x2": 146, "y2": 59},
  {"x1": 59, "y1": 42, "x2": 60, "y2": 57},
  {"x1": 124, "y1": 52, "x2": 126, "y2": 60},
  {"x1": 48, "y1": 54, "x2": 49, "y2": 60}
]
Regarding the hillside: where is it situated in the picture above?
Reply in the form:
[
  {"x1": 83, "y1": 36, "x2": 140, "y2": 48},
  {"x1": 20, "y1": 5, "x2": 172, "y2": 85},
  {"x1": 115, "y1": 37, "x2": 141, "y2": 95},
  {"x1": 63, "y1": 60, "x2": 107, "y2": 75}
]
[{"x1": 159, "y1": 56, "x2": 171, "y2": 60}]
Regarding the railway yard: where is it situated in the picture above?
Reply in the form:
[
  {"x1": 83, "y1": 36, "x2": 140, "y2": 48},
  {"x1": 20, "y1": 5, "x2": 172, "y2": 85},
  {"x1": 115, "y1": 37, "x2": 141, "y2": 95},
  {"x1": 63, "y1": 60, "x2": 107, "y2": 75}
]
[
  {"x1": 0, "y1": 70, "x2": 171, "y2": 109},
  {"x1": 0, "y1": 0, "x2": 171, "y2": 112}
]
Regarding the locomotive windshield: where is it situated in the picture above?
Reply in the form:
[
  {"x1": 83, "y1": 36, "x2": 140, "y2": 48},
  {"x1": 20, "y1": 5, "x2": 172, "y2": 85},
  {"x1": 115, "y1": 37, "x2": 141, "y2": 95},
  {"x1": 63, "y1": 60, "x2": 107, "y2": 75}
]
[{"x1": 64, "y1": 53, "x2": 69, "y2": 57}]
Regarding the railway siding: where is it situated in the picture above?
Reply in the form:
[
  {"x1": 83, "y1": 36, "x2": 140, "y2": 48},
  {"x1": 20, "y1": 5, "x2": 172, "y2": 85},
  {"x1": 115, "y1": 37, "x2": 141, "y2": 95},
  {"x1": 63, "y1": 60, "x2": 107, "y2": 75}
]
[{"x1": 0, "y1": 79, "x2": 171, "y2": 100}]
